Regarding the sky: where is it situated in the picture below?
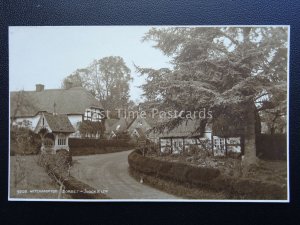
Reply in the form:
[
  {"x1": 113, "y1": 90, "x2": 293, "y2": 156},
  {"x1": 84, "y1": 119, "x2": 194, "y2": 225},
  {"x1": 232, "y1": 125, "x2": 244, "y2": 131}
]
[{"x1": 9, "y1": 26, "x2": 171, "y2": 103}]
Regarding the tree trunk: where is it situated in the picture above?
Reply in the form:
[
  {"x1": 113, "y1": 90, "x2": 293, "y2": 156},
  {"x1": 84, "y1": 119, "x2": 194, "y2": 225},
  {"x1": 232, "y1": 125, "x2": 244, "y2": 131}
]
[{"x1": 243, "y1": 105, "x2": 257, "y2": 167}]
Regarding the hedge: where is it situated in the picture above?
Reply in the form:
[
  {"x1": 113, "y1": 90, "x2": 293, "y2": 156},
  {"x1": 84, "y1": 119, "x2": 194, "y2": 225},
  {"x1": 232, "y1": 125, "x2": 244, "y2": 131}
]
[
  {"x1": 69, "y1": 138, "x2": 135, "y2": 148},
  {"x1": 49, "y1": 167, "x2": 109, "y2": 199},
  {"x1": 39, "y1": 151, "x2": 109, "y2": 199},
  {"x1": 128, "y1": 150, "x2": 287, "y2": 199},
  {"x1": 128, "y1": 150, "x2": 221, "y2": 184},
  {"x1": 70, "y1": 146, "x2": 134, "y2": 156},
  {"x1": 69, "y1": 138, "x2": 136, "y2": 156},
  {"x1": 256, "y1": 134, "x2": 287, "y2": 160}
]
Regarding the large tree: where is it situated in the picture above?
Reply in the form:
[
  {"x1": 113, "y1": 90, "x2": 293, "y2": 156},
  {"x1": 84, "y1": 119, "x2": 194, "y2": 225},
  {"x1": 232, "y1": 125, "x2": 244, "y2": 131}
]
[
  {"x1": 138, "y1": 27, "x2": 287, "y2": 166},
  {"x1": 62, "y1": 56, "x2": 132, "y2": 111}
]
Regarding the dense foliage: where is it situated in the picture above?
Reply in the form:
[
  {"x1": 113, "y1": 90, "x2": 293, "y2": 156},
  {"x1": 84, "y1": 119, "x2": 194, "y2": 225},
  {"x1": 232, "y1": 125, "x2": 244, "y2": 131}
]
[
  {"x1": 138, "y1": 27, "x2": 287, "y2": 165},
  {"x1": 10, "y1": 127, "x2": 41, "y2": 155}
]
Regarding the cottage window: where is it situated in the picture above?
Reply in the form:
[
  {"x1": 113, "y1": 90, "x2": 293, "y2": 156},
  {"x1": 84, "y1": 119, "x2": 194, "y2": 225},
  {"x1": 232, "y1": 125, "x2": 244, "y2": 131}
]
[
  {"x1": 58, "y1": 134, "x2": 66, "y2": 146},
  {"x1": 214, "y1": 137, "x2": 225, "y2": 150},
  {"x1": 92, "y1": 113, "x2": 98, "y2": 120}
]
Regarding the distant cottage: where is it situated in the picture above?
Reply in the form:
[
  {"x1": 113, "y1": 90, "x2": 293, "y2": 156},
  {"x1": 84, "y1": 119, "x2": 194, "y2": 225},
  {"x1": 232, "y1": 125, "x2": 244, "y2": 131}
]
[
  {"x1": 127, "y1": 116, "x2": 152, "y2": 140},
  {"x1": 106, "y1": 116, "x2": 152, "y2": 140},
  {"x1": 10, "y1": 84, "x2": 104, "y2": 138}
]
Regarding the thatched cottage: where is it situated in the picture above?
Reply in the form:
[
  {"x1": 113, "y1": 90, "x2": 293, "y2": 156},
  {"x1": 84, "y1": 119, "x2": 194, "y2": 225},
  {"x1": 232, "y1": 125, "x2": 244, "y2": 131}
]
[{"x1": 10, "y1": 84, "x2": 104, "y2": 138}]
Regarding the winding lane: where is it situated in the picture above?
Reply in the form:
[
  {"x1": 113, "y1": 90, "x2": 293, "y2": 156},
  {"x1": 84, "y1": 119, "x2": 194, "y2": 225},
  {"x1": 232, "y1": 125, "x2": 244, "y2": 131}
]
[{"x1": 70, "y1": 150, "x2": 179, "y2": 199}]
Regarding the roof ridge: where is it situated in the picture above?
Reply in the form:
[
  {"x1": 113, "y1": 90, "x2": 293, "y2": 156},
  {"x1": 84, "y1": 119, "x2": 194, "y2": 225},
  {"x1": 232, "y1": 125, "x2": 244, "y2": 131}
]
[
  {"x1": 10, "y1": 86, "x2": 103, "y2": 117},
  {"x1": 10, "y1": 86, "x2": 90, "y2": 93}
]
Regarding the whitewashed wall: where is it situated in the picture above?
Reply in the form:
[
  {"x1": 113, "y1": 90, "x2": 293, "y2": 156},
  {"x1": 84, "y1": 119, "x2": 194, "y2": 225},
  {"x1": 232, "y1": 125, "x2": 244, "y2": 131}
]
[{"x1": 13, "y1": 115, "x2": 40, "y2": 130}]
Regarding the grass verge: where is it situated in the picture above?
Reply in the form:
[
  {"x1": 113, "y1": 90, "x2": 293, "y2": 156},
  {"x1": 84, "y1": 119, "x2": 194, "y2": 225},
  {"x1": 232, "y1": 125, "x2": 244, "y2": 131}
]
[{"x1": 10, "y1": 155, "x2": 71, "y2": 199}]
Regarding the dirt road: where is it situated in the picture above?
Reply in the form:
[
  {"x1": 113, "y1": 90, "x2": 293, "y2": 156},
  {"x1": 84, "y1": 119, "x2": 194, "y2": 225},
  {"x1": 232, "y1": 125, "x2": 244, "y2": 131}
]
[{"x1": 71, "y1": 150, "x2": 179, "y2": 199}]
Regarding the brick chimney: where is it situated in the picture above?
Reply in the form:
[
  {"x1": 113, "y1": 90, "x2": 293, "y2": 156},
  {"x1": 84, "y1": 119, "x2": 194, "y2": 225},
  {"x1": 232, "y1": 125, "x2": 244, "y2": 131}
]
[{"x1": 36, "y1": 84, "x2": 45, "y2": 92}]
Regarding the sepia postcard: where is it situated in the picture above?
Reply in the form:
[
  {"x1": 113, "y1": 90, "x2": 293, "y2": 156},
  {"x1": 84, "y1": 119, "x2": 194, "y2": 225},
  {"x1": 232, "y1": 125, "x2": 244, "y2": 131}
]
[{"x1": 9, "y1": 26, "x2": 289, "y2": 202}]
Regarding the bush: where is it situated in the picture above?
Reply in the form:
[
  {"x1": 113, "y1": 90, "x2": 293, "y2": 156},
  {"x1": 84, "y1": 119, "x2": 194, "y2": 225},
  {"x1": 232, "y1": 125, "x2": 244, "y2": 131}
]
[
  {"x1": 38, "y1": 150, "x2": 72, "y2": 178},
  {"x1": 56, "y1": 149, "x2": 73, "y2": 166},
  {"x1": 10, "y1": 127, "x2": 41, "y2": 155}
]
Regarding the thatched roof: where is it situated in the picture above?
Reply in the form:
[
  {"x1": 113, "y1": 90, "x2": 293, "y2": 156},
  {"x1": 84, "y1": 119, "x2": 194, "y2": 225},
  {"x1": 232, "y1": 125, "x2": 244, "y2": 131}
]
[
  {"x1": 10, "y1": 87, "x2": 103, "y2": 117},
  {"x1": 148, "y1": 119, "x2": 203, "y2": 138}
]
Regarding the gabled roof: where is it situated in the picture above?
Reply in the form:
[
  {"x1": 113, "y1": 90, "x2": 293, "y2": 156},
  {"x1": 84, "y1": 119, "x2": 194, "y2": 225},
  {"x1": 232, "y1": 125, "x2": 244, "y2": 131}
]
[
  {"x1": 10, "y1": 87, "x2": 103, "y2": 117},
  {"x1": 35, "y1": 113, "x2": 75, "y2": 133},
  {"x1": 132, "y1": 127, "x2": 146, "y2": 138}
]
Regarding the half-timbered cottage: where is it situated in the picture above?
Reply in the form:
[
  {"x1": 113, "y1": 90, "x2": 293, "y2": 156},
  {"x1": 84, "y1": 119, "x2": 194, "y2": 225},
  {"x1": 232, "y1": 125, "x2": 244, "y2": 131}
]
[{"x1": 147, "y1": 119, "x2": 242, "y2": 157}]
